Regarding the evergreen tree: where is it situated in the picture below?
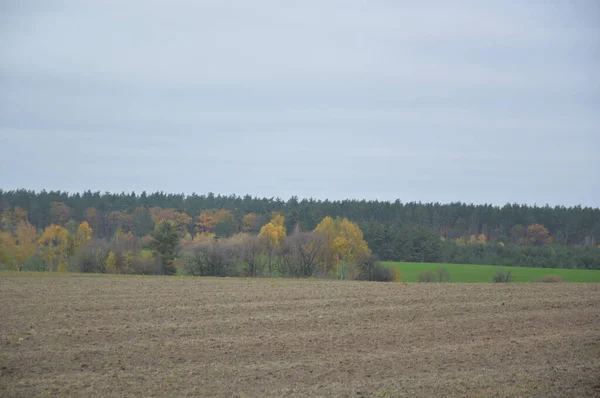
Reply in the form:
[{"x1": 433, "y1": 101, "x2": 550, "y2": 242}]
[{"x1": 148, "y1": 221, "x2": 179, "y2": 275}]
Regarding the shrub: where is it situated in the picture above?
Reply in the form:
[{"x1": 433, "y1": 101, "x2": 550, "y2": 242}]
[
  {"x1": 436, "y1": 268, "x2": 451, "y2": 282},
  {"x1": 372, "y1": 266, "x2": 400, "y2": 282},
  {"x1": 492, "y1": 271, "x2": 513, "y2": 283},
  {"x1": 228, "y1": 233, "x2": 265, "y2": 277},
  {"x1": 536, "y1": 274, "x2": 564, "y2": 283},
  {"x1": 71, "y1": 241, "x2": 108, "y2": 273},
  {"x1": 353, "y1": 255, "x2": 399, "y2": 282},
  {"x1": 419, "y1": 271, "x2": 435, "y2": 283},
  {"x1": 129, "y1": 255, "x2": 162, "y2": 275},
  {"x1": 354, "y1": 254, "x2": 379, "y2": 281},
  {"x1": 183, "y1": 240, "x2": 237, "y2": 277}
]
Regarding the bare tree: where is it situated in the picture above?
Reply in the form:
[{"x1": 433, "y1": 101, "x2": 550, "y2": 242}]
[
  {"x1": 230, "y1": 234, "x2": 265, "y2": 277},
  {"x1": 279, "y1": 229, "x2": 325, "y2": 277},
  {"x1": 184, "y1": 240, "x2": 238, "y2": 277}
]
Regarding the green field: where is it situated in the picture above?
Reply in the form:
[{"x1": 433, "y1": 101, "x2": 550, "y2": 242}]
[
  {"x1": 3, "y1": 263, "x2": 600, "y2": 283},
  {"x1": 384, "y1": 262, "x2": 600, "y2": 283}
]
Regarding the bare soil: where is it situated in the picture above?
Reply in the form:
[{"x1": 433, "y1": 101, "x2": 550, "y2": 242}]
[{"x1": 1, "y1": 275, "x2": 599, "y2": 397}]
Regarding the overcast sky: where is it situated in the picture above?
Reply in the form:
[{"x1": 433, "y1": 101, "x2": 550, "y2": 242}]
[{"x1": 1, "y1": 1, "x2": 598, "y2": 206}]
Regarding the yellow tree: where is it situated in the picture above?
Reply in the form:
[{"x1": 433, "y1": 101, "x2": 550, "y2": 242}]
[
  {"x1": 193, "y1": 232, "x2": 216, "y2": 242},
  {"x1": 314, "y1": 216, "x2": 339, "y2": 272},
  {"x1": 0, "y1": 231, "x2": 18, "y2": 270},
  {"x1": 105, "y1": 251, "x2": 117, "y2": 274},
  {"x1": 271, "y1": 212, "x2": 285, "y2": 229},
  {"x1": 315, "y1": 216, "x2": 370, "y2": 278},
  {"x1": 14, "y1": 221, "x2": 38, "y2": 267},
  {"x1": 74, "y1": 221, "x2": 93, "y2": 249},
  {"x1": 332, "y1": 236, "x2": 350, "y2": 279},
  {"x1": 337, "y1": 218, "x2": 369, "y2": 262},
  {"x1": 37, "y1": 225, "x2": 70, "y2": 272},
  {"x1": 258, "y1": 213, "x2": 286, "y2": 276},
  {"x1": 336, "y1": 218, "x2": 370, "y2": 279}
]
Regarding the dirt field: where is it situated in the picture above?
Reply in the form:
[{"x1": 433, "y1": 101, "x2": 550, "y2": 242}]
[{"x1": 1, "y1": 275, "x2": 599, "y2": 397}]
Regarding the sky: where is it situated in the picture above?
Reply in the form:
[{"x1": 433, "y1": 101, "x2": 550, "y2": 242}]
[{"x1": 1, "y1": 1, "x2": 599, "y2": 206}]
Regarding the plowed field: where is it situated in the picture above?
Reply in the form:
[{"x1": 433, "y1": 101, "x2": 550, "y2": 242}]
[{"x1": 1, "y1": 275, "x2": 599, "y2": 397}]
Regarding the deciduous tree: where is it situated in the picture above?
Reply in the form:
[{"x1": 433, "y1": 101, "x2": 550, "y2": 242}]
[
  {"x1": 258, "y1": 213, "x2": 286, "y2": 276},
  {"x1": 241, "y1": 213, "x2": 260, "y2": 233},
  {"x1": 278, "y1": 228, "x2": 325, "y2": 277},
  {"x1": 196, "y1": 209, "x2": 235, "y2": 234},
  {"x1": 231, "y1": 233, "x2": 265, "y2": 277},
  {"x1": 84, "y1": 207, "x2": 102, "y2": 233},
  {"x1": 0, "y1": 231, "x2": 17, "y2": 270},
  {"x1": 1, "y1": 207, "x2": 28, "y2": 232},
  {"x1": 15, "y1": 221, "x2": 38, "y2": 267},
  {"x1": 106, "y1": 251, "x2": 117, "y2": 273},
  {"x1": 315, "y1": 216, "x2": 370, "y2": 277},
  {"x1": 75, "y1": 221, "x2": 93, "y2": 248},
  {"x1": 37, "y1": 225, "x2": 70, "y2": 271},
  {"x1": 50, "y1": 202, "x2": 72, "y2": 226},
  {"x1": 525, "y1": 224, "x2": 552, "y2": 246}
]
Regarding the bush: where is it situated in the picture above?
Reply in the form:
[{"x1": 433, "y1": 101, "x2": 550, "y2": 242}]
[
  {"x1": 227, "y1": 233, "x2": 265, "y2": 277},
  {"x1": 71, "y1": 239, "x2": 164, "y2": 275},
  {"x1": 354, "y1": 254, "x2": 379, "y2": 281},
  {"x1": 19, "y1": 255, "x2": 46, "y2": 272},
  {"x1": 183, "y1": 241, "x2": 237, "y2": 277},
  {"x1": 71, "y1": 241, "x2": 108, "y2": 273},
  {"x1": 536, "y1": 274, "x2": 564, "y2": 283},
  {"x1": 419, "y1": 271, "x2": 435, "y2": 283},
  {"x1": 372, "y1": 266, "x2": 400, "y2": 282},
  {"x1": 353, "y1": 255, "x2": 399, "y2": 282},
  {"x1": 492, "y1": 271, "x2": 513, "y2": 283},
  {"x1": 436, "y1": 268, "x2": 451, "y2": 282},
  {"x1": 129, "y1": 255, "x2": 162, "y2": 275}
]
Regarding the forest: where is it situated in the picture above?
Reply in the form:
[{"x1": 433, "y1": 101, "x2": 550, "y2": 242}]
[{"x1": 1, "y1": 189, "x2": 599, "y2": 273}]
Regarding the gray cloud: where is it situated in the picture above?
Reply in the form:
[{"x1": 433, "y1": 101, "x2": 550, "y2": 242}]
[{"x1": 1, "y1": 0, "x2": 599, "y2": 206}]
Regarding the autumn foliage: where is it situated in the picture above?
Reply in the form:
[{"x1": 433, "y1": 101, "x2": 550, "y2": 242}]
[
  {"x1": 1, "y1": 196, "x2": 598, "y2": 274},
  {"x1": 315, "y1": 216, "x2": 370, "y2": 278},
  {"x1": 37, "y1": 225, "x2": 70, "y2": 271}
]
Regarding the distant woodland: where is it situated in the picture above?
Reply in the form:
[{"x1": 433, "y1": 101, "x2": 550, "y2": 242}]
[{"x1": 1, "y1": 189, "x2": 599, "y2": 273}]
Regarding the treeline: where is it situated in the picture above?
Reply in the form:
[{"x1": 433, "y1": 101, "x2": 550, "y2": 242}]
[
  {"x1": 362, "y1": 225, "x2": 600, "y2": 269},
  {"x1": 1, "y1": 208, "x2": 396, "y2": 281},
  {"x1": 1, "y1": 189, "x2": 599, "y2": 270}
]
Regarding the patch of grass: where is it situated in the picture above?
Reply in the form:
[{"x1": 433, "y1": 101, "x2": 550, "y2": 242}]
[{"x1": 383, "y1": 262, "x2": 600, "y2": 283}]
